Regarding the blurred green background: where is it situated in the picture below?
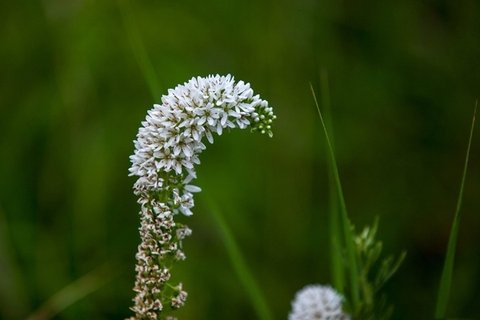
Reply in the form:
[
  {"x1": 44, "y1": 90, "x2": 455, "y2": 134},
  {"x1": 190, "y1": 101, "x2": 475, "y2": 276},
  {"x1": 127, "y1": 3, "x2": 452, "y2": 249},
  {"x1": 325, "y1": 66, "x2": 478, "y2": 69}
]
[{"x1": 1, "y1": 0, "x2": 479, "y2": 319}]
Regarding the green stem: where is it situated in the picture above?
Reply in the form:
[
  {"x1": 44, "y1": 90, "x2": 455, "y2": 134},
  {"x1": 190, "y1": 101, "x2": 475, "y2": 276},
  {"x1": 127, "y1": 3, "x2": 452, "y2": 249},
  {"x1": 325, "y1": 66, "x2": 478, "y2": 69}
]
[
  {"x1": 435, "y1": 103, "x2": 477, "y2": 319},
  {"x1": 310, "y1": 84, "x2": 360, "y2": 313},
  {"x1": 318, "y1": 70, "x2": 345, "y2": 293}
]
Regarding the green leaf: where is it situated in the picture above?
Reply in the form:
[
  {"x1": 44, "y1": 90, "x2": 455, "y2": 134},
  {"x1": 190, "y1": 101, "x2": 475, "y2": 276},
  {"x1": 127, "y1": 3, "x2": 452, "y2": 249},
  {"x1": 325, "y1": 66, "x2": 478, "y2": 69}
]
[{"x1": 374, "y1": 252, "x2": 407, "y2": 291}]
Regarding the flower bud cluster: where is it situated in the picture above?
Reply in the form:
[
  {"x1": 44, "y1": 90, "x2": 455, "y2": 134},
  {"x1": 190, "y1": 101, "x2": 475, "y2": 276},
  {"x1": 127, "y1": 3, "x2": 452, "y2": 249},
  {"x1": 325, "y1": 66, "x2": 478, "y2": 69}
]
[
  {"x1": 129, "y1": 198, "x2": 191, "y2": 319},
  {"x1": 128, "y1": 75, "x2": 275, "y2": 319},
  {"x1": 289, "y1": 285, "x2": 351, "y2": 320}
]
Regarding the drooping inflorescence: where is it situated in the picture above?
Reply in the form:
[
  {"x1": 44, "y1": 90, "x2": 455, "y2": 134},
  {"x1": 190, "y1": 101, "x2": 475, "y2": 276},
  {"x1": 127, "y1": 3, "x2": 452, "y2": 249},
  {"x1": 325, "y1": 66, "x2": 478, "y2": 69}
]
[
  {"x1": 289, "y1": 285, "x2": 350, "y2": 320},
  {"x1": 128, "y1": 74, "x2": 275, "y2": 319}
]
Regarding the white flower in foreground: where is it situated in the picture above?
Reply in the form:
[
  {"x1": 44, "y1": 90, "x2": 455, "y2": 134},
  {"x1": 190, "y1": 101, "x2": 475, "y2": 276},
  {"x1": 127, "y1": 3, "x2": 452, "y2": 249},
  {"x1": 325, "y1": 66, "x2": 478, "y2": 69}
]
[
  {"x1": 289, "y1": 285, "x2": 350, "y2": 320},
  {"x1": 128, "y1": 74, "x2": 275, "y2": 320},
  {"x1": 129, "y1": 74, "x2": 275, "y2": 195}
]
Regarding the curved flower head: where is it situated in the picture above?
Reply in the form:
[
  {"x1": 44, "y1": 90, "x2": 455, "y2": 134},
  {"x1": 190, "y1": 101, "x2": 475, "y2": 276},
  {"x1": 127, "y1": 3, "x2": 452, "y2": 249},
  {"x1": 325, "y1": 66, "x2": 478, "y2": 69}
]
[
  {"x1": 129, "y1": 74, "x2": 275, "y2": 198},
  {"x1": 289, "y1": 285, "x2": 350, "y2": 320},
  {"x1": 128, "y1": 75, "x2": 275, "y2": 320}
]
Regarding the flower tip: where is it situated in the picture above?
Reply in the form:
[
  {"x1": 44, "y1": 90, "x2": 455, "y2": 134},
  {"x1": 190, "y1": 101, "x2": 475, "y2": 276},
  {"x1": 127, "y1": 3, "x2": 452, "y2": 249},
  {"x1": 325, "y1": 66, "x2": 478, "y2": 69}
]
[{"x1": 185, "y1": 185, "x2": 202, "y2": 193}]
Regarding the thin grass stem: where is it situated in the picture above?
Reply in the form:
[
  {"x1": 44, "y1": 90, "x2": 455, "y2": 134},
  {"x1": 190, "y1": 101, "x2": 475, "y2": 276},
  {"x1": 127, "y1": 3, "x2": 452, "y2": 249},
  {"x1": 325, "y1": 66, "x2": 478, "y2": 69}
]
[
  {"x1": 310, "y1": 84, "x2": 360, "y2": 313},
  {"x1": 435, "y1": 103, "x2": 477, "y2": 319},
  {"x1": 318, "y1": 70, "x2": 345, "y2": 292}
]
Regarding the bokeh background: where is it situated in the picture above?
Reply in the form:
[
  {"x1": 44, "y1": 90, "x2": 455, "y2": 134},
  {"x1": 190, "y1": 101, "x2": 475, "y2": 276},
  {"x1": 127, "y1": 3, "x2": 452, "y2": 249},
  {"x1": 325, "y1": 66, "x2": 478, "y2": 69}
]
[{"x1": 1, "y1": 0, "x2": 479, "y2": 319}]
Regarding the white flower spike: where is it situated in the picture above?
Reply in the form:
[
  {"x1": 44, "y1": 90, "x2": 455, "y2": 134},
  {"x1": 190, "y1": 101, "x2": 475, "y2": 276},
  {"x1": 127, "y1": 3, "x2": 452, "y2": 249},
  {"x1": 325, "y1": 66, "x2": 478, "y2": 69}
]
[{"x1": 127, "y1": 75, "x2": 275, "y2": 320}]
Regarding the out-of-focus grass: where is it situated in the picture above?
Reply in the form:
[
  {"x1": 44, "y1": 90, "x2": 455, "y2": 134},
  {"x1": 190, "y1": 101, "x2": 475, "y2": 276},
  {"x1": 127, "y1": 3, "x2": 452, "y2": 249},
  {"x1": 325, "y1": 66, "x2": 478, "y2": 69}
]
[
  {"x1": 1, "y1": 0, "x2": 480, "y2": 319},
  {"x1": 117, "y1": 0, "x2": 161, "y2": 100},
  {"x1": 0, "y1": 206, "x2": 29, "y2": 319},
  {"x1": 205, "y1": 199, "x2": 272, "y2": 320},
  {"x1": 27, "y1": 263, "x2": 119, "y2": 320}
]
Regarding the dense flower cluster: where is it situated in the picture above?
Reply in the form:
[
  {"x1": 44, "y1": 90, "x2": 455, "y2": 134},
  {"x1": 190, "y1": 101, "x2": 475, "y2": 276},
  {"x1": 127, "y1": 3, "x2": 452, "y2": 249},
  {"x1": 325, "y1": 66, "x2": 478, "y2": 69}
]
[
  {"x1": 128, "y1": 75, "x2": 275, "y2": 319},
  {"x1": 129, "y1": 74, "x2": 275, "y2": 195},
  {"x1": 289, "y1": 285, "x2": 350, "y2": 320}
]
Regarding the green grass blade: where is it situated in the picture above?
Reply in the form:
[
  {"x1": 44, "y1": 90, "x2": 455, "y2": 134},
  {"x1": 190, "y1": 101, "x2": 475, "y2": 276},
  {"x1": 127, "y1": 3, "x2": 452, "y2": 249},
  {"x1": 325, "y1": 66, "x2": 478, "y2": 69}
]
[
  {"x1": 118, "y1": 0, "x2": 162, "y2": 99},
  {"x1": 205, "y1": 198, "x2": 273, "y2": 320},
  {"x1": 318, "y1": 70, "x2": 345, "y2": 292},
  {"x1": 310, "y1": 84, "x2": 360, "y2": 313},
  {"x1": 319, "y1": 69, "x2": 334, "y2": 138},
  {"x1": 435, "y1": 104, "x2": 477, "y2": 319},
  {"x1": 26, "y1": 263, "x2": 117, "y2": 320},
  {"x1": 329, "y1": 194, "x2": 344, "y2": 292},
  {"x1": 0, "y1": 206, "x2": 29, "y2": 317}
]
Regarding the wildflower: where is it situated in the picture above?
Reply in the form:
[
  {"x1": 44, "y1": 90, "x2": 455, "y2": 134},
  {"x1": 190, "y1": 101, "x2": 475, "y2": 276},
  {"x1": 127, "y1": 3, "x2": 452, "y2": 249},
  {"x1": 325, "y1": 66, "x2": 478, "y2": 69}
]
[
  {"x1": 289, "y1": 285, "x2": 350, "y2": 320},
  {"x1": 171, "y1": 283, "x2": 188, "y2": 309},
  {"x1": 128, "y1": 75, "x2": 275, "y2": 319}
]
